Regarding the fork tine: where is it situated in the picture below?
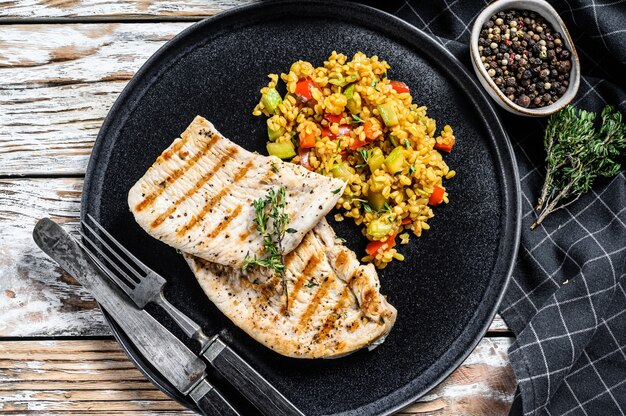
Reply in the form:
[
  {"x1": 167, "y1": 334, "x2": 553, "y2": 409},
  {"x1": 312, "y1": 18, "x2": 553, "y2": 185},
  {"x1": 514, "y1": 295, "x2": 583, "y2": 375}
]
[
  {"x1": 78, "y1": 230, "x2": 135, "y2": 289},
  {"x1": 86, "y1": 214, "x2": 152, "y2": 273},
  {"x1": 81, "y1": 220, "x2": 144, "y2": 281},
  {"x1": 74, "y1": 234, "x2": 135, "y2": 297}
]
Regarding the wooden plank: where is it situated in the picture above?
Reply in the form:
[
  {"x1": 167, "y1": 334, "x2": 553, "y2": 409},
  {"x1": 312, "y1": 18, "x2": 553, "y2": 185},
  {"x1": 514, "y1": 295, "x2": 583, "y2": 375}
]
[
  {"x1": 0, "y1": 178, "x2": 109, "y2": 336},
  {"x1": 490, "y1": 315, "x2": 509, "y2": 333},
  {"x1": 0, "y1": 23, "x2": 191, "y2": 176},
  {"x1": 0, "y1": 178, "x2": 510, "y2": 337},
  {"x1": 404, "y1": 337, "x2": 516, "y2": 415},
  {"x1": 0, "y1": 0, "x2": 252, "y2": 19},
  {"x1": 0, "y1": 338, "x2": 514, "y2": 415}
]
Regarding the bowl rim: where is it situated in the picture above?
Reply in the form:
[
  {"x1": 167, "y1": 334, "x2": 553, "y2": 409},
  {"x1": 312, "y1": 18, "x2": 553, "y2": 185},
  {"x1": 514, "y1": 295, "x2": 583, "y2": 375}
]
[{"x1": 470, "y1": 0, "x2": 581, "y2": 116}]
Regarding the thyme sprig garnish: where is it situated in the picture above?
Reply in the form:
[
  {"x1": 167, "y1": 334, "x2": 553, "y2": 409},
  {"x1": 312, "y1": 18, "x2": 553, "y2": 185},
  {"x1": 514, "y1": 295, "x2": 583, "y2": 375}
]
[
  {"x1": 242, "y1": 186, "x2": 295, "y2": 314},
  {"x1": 532, "y1": 105, "x2": 626, "y2": 229}
]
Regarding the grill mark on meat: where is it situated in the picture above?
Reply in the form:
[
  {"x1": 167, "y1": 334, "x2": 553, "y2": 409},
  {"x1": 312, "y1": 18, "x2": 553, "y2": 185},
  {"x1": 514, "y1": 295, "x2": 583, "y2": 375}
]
[
  {"x1": 280, "y1": 251, "x2": 320, "y2": 315},
  {"x1": 279, "y1": 249, "x2": 321, "y2": 316},
  {"x1": 297, "y1": 272, "x2": 335, "y2": 331},
  {"x1": 259, "y1": 167, "x2": 276, "y2": 184},
  {"x1": 347, "y1": 319, "x2": 361, "y2": 332},
  {"x1": 293, "y1": 254, "x2": 321, "y2": 301},
  {"x1": 207, "y1": 204, "x2": 242, "y2": 239},
  {"x1": 335, "y1": 250, "x2": 349, "y2": 268},
  {"x1": 313, "y1": 286, "x2": 350, "y2": 342},
  {"x1": 360, "y1": 289, "x2": 374, "y2": 313},
  {"x1": 178, "y1": 187, "x2": 228, "y2": 236},
  {"x1": 157, "y1": 137, "x2": 187, "y2": 162},
  {"x1": 238, "y1": 230, "x2": 251, "y2": 241},
  {"x1": 135, "y1": 134, "x2": 220, "y2": 212},
  {"x1": 233, "y1": 159, "x2": 254, "y2": 181},
  {"x1": 149, "y1": 149, "x2": 239, "y2": 228},
  {"x1": 347, "y1": 268, "x2": 361, "y2": 286},
  {"x1": 176, "y1": 150, "x2": 254, "y2": 237}
]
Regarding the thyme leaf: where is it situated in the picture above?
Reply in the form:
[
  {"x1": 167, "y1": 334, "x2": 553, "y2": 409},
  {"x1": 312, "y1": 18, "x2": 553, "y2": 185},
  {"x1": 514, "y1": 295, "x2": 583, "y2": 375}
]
[
  {"x1": 532, "y1": 105, "x2": 626, "y2": 229},
  {"x1": 352, "y1": 114, "x2": 365, "y2": 124},
  {"x1": 305, "y1": 279, "x2": 319, "y2": 288},
  {"x1": 359, "y1": 149, "x2": 370, "y2": 163},
  {"x1": 242, "y1": 186, "x2": 292, "y2": 314}
]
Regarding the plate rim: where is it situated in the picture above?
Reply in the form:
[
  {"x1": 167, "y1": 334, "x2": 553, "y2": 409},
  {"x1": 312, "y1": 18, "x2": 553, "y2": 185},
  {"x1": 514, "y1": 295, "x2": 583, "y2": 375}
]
[{"x1": 81, "y1": 1, "x2": 522, "y2": 414}]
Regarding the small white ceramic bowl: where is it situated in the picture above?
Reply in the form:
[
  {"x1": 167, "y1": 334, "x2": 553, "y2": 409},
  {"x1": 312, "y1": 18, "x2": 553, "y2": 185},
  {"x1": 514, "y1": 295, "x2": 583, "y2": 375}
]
[{"x1": 470, "y1": 0, "x2": 580, "y2": 117}]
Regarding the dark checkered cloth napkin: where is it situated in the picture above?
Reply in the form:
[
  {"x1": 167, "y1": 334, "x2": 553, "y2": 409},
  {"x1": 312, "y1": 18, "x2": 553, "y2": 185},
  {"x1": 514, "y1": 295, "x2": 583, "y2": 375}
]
[{"x1": 363, "y1": 0, "x2": 626, "y2": 414}]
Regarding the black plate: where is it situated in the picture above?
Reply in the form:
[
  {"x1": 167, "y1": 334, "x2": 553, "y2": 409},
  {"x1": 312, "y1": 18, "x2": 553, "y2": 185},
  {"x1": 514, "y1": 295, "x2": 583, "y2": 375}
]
[{"x1": 81, "y1": 1, "x2": 521, "y2": 415}]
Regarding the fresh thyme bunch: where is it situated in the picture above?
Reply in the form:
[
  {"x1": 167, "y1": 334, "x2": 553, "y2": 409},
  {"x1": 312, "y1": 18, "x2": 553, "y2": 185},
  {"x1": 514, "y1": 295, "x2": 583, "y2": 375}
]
[
  {"x1": 243, "y1": 186, "x2": 296, "y2": 314},
  {"x1": 533, "y1": 105, "x2": 626, "y2": 229}
]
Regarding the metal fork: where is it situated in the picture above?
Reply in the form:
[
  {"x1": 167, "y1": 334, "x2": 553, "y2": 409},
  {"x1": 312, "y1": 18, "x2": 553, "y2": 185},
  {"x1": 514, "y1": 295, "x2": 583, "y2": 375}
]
[
  {"x1": 79, "y1": 215, "x2": 208, "y2": 345},
  {"x1": 79, "y1": 214, "x2": 304, "y2": 416}
]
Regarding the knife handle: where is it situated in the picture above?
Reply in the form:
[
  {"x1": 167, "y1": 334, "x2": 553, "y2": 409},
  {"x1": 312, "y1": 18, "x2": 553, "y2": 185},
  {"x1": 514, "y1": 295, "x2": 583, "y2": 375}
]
[
  {"x1": 190, "y1": 379, "x2": 240, "y2": 416},
  {"x1": 203, "y1": 338, "x2": 304, "y2": 416}
]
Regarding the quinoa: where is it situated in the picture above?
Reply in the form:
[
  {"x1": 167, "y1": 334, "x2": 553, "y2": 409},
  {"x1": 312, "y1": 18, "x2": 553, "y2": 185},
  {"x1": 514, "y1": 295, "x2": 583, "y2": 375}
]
[{"x1": 253, "y1": 52, "x2": 457, "y2": 268}]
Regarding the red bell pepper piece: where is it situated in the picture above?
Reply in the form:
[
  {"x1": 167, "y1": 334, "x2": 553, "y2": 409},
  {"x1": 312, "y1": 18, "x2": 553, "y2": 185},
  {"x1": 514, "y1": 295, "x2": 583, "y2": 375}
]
[
  {"x1": 365, "y1": 232, "x2": 397, "y2": 256},
  {"x1": 324, "y1": 113, "x2": 344, "y2": 123},
  {"x1": 363, "y1": 119, "x2": 378, "y2": 141},
  {"x1": 389, "y1": 81, "x2": 410, "y2": 94},
  {"x1": 298, "y1": 147, "x2": 313, "y2": 171},
  {"x1": 349, "y1": 139, "x2": 368, "y2": 150},
  {"x1": 322, "y1": 125, "x2": 352, "y2": 140},
  {"x1": 350, "y1": 120, "x2": 378, "y2": 149},
  {"x1": 429, "y1": 185, "x2": 445, "y2": 206},
  {"x1": 434, "y1": 136, "x2": 456, "y2": 153},
  {"x1": 294, "y1": 77, "x2": 317, "y2": 102},
  {"x1": 299, "y1": 131, "x2": 316, "y2": 149}
]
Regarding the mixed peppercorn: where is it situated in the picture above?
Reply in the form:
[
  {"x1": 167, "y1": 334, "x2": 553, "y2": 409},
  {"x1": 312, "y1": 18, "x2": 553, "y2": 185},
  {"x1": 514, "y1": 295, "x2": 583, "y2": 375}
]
[{"x1": 478, "y1": 9, "x2": 573, "y2": 109}]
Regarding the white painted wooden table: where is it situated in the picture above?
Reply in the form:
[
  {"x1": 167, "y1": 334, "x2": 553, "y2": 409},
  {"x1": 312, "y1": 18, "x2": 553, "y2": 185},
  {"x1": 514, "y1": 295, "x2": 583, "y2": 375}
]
[{"x1": 0, "y1": 2, "x2": 516, "y2": 414}]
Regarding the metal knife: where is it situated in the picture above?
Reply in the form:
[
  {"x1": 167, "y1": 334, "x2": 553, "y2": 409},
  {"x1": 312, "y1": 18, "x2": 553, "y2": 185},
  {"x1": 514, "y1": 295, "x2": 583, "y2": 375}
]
[{"x1": 33, "y1": 218, "x2": 241, "y2": 416}]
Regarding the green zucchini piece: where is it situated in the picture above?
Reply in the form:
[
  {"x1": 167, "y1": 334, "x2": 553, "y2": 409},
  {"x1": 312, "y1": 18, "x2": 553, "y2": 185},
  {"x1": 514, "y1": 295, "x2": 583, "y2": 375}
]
[
  {"x1": 384, "y1": 146, "x2": 405, "y2": 173},
  {"x1": 261, "y1": 88, "x2": 282, "y2": 114},
  {"x1": 377, "y1": 102, "x2": 399, "y2": 126},
  {"x1": 266, "y1": 141, "x2": 295, "y2": 159}
]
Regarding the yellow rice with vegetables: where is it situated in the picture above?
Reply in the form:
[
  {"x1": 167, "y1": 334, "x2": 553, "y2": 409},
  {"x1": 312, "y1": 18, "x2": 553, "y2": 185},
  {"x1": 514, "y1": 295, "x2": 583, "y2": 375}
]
[{"x1": 253, "y1": 51, "x2": 457, "y2": 268}]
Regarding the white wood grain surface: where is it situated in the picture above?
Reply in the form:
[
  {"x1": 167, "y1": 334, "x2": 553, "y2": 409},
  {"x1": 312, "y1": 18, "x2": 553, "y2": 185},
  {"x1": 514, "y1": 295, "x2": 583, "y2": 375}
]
[
  {"x1": 0, "y1": 178, "x2": 109, "y2": 336},
  {"x1": 0, "y1": 0, "x2": 254, "y2": 19},
  {"x1": 0, "y1": 338, "x2": 515, "y2": 415},
  {"x1": 0, "y1": 23, "x2": 191, "y2": 176}
]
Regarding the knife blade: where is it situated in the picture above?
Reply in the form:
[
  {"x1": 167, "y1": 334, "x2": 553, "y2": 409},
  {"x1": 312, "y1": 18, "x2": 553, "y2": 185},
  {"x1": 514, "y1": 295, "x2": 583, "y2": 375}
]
[{"x1": 33, "y1": 218, "x2": 240, "y2": 416}]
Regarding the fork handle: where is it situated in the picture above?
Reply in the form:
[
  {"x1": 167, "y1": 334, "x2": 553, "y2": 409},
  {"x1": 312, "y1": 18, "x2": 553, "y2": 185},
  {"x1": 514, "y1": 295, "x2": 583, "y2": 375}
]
[
  {"x1": 154, "y1": 294, "x2": 301, "y2": 415},
  {"x1": 154, "y1": 292, "x2": 211, "y2": 347},
  {"x1": 203, "y1": 338, "x2": 304, "y2": 416}
]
